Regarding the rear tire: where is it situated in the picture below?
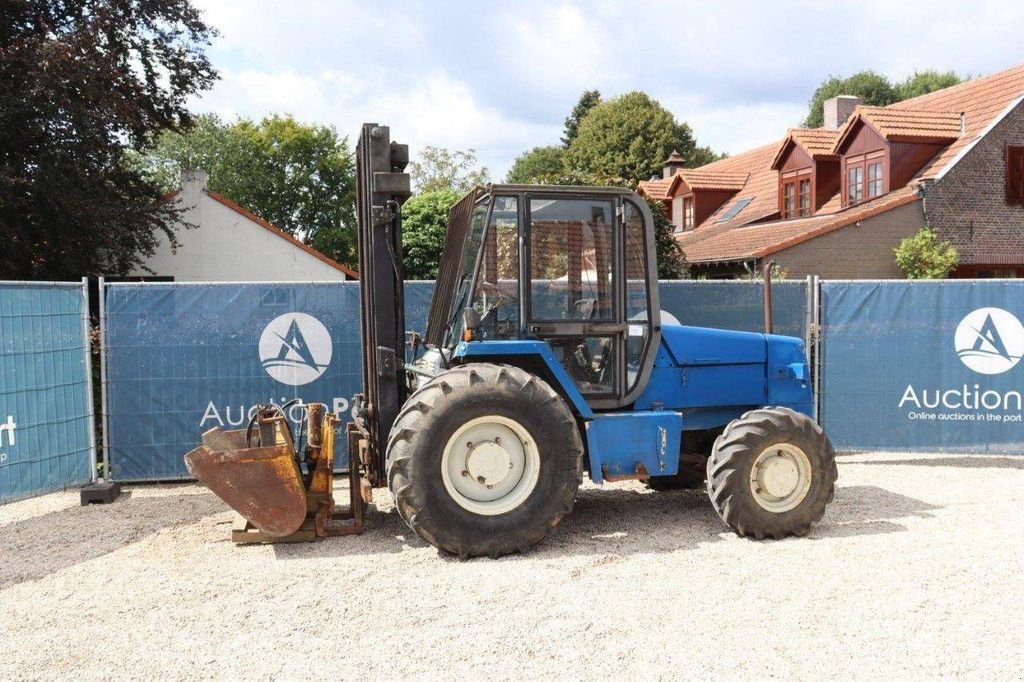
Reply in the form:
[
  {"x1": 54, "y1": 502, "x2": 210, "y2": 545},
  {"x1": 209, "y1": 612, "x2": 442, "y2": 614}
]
[
  {"x1": 706, "y1": 407, "x2": 836, "y2": 539},
  {"x1": 386, "y1": 363, "x2": 583, "y2": 558}
]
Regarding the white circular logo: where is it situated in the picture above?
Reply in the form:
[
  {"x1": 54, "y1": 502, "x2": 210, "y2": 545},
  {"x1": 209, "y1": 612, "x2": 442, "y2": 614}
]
[
  {"x1": 954, "y1": 307, "x2": 1024, "y2": 375},
  {"x1": 259, "y1": 313, "x2": 332, "y2": 386}
]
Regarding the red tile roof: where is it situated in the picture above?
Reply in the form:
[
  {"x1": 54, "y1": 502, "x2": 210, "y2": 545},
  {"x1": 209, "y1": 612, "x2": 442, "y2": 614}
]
[
  {"x1": 202, "y1": 190, "x2": 359, "y2": 278},
  {"x1": 835, "y1": 106, "x2": 962, "y2": 152},
  {"x1": 637, "y1": 177, "x2": 672, "y2": 201},
  {"x1": 667, "y1": 168, "x2": 749, "y2": 194},
  {"x1": 677, "y1": 64, "x2": 1024, "y2": 264},
  {"x1": 771, "y1": 128, "x2": 840, "y2": 169},
  {"x1": 681, "y1": 186, "x2": 919, "y2": 263}
]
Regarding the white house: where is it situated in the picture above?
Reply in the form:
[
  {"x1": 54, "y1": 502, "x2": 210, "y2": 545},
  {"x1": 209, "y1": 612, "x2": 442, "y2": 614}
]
[{"x1": 130, "y1": 170, "x2": 357, "y2": 281}]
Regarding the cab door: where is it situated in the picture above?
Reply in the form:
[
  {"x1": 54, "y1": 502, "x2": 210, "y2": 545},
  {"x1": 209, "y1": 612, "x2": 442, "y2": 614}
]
[{"x1": 524, "y1": 193, "x2": 628, "y2": 409}]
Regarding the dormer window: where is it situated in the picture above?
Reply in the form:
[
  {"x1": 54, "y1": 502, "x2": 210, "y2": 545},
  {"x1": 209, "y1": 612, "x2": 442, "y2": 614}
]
[
  {"x1": 772, "y1": 128, "x2": 841, "y2": 220},
  {"x1": 781, "y1": 170, "x2": 813, "y2": 219},
  {"x1": 833, "y1": 106, "x2": 960, "y2": 208},
  {"x1": 664, "y1": 170, "x2": 748, "y2": 230},
  {"x1": 682, "y1": 197, "x2": 694, "y2": 230},
  {"x1": 845, "y1": 152, "x2": 885, "y2": 206},
  {"x1": 847, "y1": 165, "x2": 864, "y2": 204}
]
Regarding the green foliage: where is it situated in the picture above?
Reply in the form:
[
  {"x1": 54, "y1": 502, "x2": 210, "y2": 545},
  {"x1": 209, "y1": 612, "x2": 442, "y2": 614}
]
[
  {"x1": 804, "y1": 71, "x2": 897, "y2": 127},
  {"x1": 565, "y1": 92, "x2": 719, "y2": 183},
  {"x1": 894, "y1": 70, "x2": 963, "y2": 100},
  {"x1": 141, "y1": 113, "x2": 358, "y2": 269},
  {"x1": 408, "y1": 146, "x2": 489, "y2": 194},
  {"x1": 805, "y1": 69, "x2": 964, "y2": 127},
  {"x1": 893, "y1": 228, "x2": 959, "y2": 279},
  {"x1": 645, "y1": 197, "x2": 689, "y2": 280},
  {"x1": 561, "y1": 89, "x2": 601, "y2": 148},
  {"x1": 401, "y1": 189, "x2": 461, "y2": 279},
  {"x1": 505, "y1": 146, "x2": 565, "y2": 183},
  {"x1": 0, "y1": 0, "x2": 217, "y2": 279}
]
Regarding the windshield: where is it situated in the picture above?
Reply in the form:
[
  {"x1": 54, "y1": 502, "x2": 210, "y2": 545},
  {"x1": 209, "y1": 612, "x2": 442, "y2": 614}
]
[{"x1": 444, "y1": 200, "x2": 489, "y2": 346}]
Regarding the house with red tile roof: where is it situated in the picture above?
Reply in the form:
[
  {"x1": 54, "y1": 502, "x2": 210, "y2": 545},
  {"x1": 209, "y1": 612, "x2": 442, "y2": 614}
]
[
  {"x1": 129, "y1": 169, "x2": 358, "y2": 281},
  {"x1": 639, "y1": 64, "x2": 1024, "y2": 278}
]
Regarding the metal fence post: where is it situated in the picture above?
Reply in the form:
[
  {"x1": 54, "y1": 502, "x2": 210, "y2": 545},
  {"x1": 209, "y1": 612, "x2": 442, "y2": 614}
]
[
  {"x1": 98, "y1": 276, "x2": 110, "y2": 480},
  {"x1": 812, "y1": 276, "x2": 822, "y2": 422},
  {"x1": 81, "y1": 277, "x2": 98, "y2": 483}
]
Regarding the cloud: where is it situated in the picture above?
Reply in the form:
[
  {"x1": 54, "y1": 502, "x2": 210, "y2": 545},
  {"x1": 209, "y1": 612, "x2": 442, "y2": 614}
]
[{"x1": 188, "y1": 0, "x2": 1024, "y2": 178}]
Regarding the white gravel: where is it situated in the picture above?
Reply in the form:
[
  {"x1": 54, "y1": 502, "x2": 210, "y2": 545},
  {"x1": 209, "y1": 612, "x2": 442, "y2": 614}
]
[{"x1": 2, "y1": 452, "x2": 1023, "y2": 680}]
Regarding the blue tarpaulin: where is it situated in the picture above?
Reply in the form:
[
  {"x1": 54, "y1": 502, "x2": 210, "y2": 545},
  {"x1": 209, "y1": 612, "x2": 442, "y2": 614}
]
[
  {"x1": 0, "y1": 282, "x2": 94, "y2": 503},
  {"x1": 820, "y1": 280, "x2": 1024, "y2": 453}
]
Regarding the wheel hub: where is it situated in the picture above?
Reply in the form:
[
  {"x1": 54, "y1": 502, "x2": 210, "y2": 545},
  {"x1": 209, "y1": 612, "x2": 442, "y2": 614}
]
[
  {"x1": 441, "y1": 415, "x2": 541, "y2": 516},
  {"x1": 749, "y1": 443, "x2": 812, "y2": 513},
  {"x1": 465, "y1": 441, "x2": 512, "y2": 487}
]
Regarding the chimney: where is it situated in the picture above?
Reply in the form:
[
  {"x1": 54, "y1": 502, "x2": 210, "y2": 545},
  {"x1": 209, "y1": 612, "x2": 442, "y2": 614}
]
[
  {"x1": 662, "y1": 150, "x2": 686, "y2": 179},
  {"x1": 180, "y1": 168, "x2": 208, "y2": 207},
  {"x1": 823, "y1": 95, "x2": 863, "y2": 129}
]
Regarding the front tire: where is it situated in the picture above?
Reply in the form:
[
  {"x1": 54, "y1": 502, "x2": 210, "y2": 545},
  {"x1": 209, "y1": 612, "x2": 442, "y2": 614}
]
[
  {"x1": 386, "y1": 363, "x2": 583, "y2": 558},
  {"x1": 707, "y1": 407, "x2": 836, "y2": 539}
]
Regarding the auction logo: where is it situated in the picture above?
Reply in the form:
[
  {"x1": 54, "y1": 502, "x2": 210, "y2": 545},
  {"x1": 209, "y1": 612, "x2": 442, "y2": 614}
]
[
  {"x1": 259, "y1": 313, "x2": 332, "y2": 386},
  {"x1": 954, "y1": 307, "x2": 1024, "y2": 375}
]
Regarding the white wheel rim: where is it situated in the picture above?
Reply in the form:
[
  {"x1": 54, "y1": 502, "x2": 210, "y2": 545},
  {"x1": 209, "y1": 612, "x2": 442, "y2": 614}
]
[
  {"x1": 749, "y1": 443, "x2": 812, "y2": 513},
  {"x1": 440, "y1": 415, "x2": 540, "y2": 516}
]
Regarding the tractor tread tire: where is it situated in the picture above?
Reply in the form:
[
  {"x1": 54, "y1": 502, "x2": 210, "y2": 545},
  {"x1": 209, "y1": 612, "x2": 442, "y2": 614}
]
[
  {"x1": 386, "y1": 363, "x2": 582, "y2": 559},
  {"x1": 706, "y1": 407, "x2": 837, "y2": 540}
]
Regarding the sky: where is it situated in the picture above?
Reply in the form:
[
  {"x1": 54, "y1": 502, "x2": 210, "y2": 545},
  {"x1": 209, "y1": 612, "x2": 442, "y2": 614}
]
[{"x1": 191, "y1": 0, "x2": 1024, "y2": 180}]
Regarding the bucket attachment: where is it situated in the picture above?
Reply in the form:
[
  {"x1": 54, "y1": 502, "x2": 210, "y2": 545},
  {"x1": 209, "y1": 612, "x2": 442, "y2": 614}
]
[{"x1": 184, "y1": 403, "x2": 367, "y2": 543}]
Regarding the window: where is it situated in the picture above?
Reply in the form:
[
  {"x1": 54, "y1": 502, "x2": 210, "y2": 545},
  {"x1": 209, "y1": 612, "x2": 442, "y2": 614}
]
[
  {"x1": 781, "y1": 170, "x2": 811, "y2": 220},
  {"x1": 867, "y1": 162, "x2": 884, "y2": 198},
  {"x1": 845, "y1": 152, "x2": 885, "y2": 206},
  {"x1": 624, "y1": 200, "x2": 650, "y2": 394},
  {"x1": 528, "y1": 197, "x2": 617, "y2": 396},
  {"x1": 682, "y1": 197, "x2": 694, "y2": 230},
  {"x1": 672, "y1": 196, "x2": 684, "y2": 231},
  {"x1": 1008, "y1": 145, "x2": 1024, "y2": 206},
  {"x1": 798, "y1": 178, "x2": 812, "y2": 217},
  {"x1": 847, "y1": 166, "x2": 864, "y2": 204},
  {"x1": 716, "y1": 196, "x2": 753, "y2": 223},
  {"x1": 783, "y1": 181, "x2": 796, "y2": 218},
  {"x1": 470, "y1": 196, "x2": 519, "y2": 339},
  {"x1": 529, "y1": 198, "x2": 614, "y2": 321}
]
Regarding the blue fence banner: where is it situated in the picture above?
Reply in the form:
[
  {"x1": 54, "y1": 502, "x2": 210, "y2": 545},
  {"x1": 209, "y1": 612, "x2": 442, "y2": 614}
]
[
  {"x1": 102, "y1": 279, "x2": 811, "y2": 481},
  {"x1": 659, "y1": 280, "x2": 808, "y2": 339},
  {"x1": 0, "y1": 281, "x2": 94, "y2": 503},
  {"x1": 103, "y1": 282, "x2": 438, "y2": 481},
  {"x1": 821, "y1": 280, "x2": 1024, "y2": 453}
]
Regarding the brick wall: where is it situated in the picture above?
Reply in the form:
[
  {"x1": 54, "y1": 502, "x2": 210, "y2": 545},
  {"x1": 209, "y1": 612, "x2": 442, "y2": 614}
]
[
  {"x1": 921, "y1": 99, "x2": 1024, "y2": 265},
  {"x1": 770, "y1": 201, "x2": 926, "y2": 278}
]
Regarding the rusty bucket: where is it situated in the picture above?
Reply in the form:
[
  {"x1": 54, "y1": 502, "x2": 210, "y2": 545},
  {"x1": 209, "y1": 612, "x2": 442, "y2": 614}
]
[{"x1": 184, "y1": 415, "x2": 307, "y2": 538}]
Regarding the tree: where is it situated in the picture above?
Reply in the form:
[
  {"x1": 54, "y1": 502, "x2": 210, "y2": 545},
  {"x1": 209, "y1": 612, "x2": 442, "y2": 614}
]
[
  {"x1": 805, "y1": 69, "x2": 964, "y2": 127},
  {"x1": 401, "y1": 189, "x2": 461, "y2": 279},
  {"x1": 0, "y1": 0, "x2": 217, "y2": 279},
  {"x1": 804, "y1": 71, "x2": 897, "y2": 127},
  {"x1": 141, "y1": 114, "x2": 358, "y2": 268},
  {"x1": 408, "y1": 146, "x2": 489, "y2": 194},
  {"x1": 505, "y1": 146, "x2": 565, "y2": 183},
  {"x1": 894, "y1": 70, "x2": 963, "y2": 100},
  {"x1": 645, "y1": 197, "x2": 689, "y2": 280},
  {"x1": 893, "y1": 227, "x2": 959, "y2": 279},
  {"x1": 565, "y1": 92, "x2": 719, "y2": 183},
  {"x1": 561, "y1": 89, "x2": 601, "y2": 148}
]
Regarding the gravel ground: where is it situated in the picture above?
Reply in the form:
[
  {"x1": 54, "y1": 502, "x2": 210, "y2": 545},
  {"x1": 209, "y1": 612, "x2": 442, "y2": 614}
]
[{"x1": 2, "y1": 452, "x2": 1023, "y2": 680}]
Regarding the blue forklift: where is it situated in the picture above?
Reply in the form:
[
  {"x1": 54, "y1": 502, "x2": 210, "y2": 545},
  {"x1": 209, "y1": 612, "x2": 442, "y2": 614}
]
[{"x1": 186, "y1": 124, "x2": 836, "y2": 557}]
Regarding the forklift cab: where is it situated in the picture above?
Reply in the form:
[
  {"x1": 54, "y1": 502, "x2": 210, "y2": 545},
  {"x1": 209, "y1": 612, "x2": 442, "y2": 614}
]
[{"x1": 424, "y1": 185, "x2": 662, "y2": 410}]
